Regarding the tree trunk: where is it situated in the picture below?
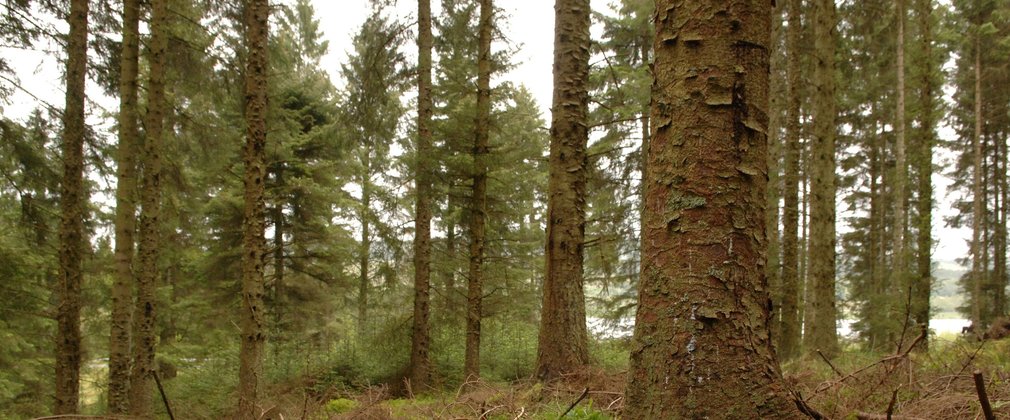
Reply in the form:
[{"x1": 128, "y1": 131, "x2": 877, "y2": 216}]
[
  {"x1": 109, "y1": 0, "x2": 139, "y2": 412},
  {"x1": 237, "y1": 0, "x2": 269, "y2": 416},
  {"x1": 129, "y1": 0, "x2": 167, "y2": 414},
  {"x1": 806, "y1": 0, "x2": 839, "y2": 357},
  {"x1": 912, "y1": 0, "x2": 934, "y2": 347},
  {"x1": 358, "y1": 172, "x2": 370, "y2": 340},
  {"x1": 972, "y1": 37, "x2": 983, "y2": 327},
  {"x1": 409, "y1": 0, "x2": 433, "y2": 390},
  {"x1": 766, "y1": 0, "x2": 783, "y2": 353},
  {"x1": 536, "y1": 0, "x2": 591, "y2": 380},
  {"x1": 891, "y1": 0, "x2": 908, "y2": 337},
  {"x1": 623, "y1": 1, "x2": 798, "y2": 417},
  {"x1": 54, "y1": 0, "x2": 89, "y2": 413},
  {"x1": 779, "y1": 0, "x2": 802, "y2": 360},
  {"x1": 465, "y1": 0, "x2": 492, "y2": 381}
]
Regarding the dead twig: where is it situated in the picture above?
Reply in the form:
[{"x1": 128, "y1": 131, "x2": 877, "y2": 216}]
[
  {"x1": 153, "y1": 370, "x2": 176, "y2": 420},
  {"x1": 558, "y1": 387, "x2": 589, "y2": 419},
  {"x1": 973, "y1": 370, "x2": 996, "y2": 420},
  {"x1": 817, "y1": 349, "x2": 844, "y2": 377}
]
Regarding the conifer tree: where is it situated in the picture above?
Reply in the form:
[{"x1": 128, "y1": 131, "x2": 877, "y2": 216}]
[
  {"x1": 54, "y1": 0, "x2": 89, "y2": 413},
  {"x1": 536, "y1": 0, "x2": 591, "y2": 380}
]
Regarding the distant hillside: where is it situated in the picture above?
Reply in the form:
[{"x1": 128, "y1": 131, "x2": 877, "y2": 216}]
[{"x1": 933, "y1": 259, "x2": 967, "y2": 318}]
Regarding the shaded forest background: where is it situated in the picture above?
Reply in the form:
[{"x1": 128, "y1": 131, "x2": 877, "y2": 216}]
[{"x1": 1, "y1": 0, "x2": 1009, "y2": 418}]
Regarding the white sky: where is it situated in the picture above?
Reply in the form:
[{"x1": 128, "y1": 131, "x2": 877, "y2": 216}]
[{"x1": 0, "y1": 0, "x2": 971, "y2": 266}]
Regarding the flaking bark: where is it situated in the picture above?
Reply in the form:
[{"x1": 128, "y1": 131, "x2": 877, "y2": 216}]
[
  {"x1": 109, "y1": 0, "x2": 139, "y2": 412},
  {"x1": 237, "y1": 0, "x2": 269, "y2": 416},
  {"x1": 128, "y1": 0, "x2": 168, "y2": 414},
  {"x1": 464, "y1": 0, "x2": 492, "y2": 381},
  {"x1": 536, "y1": 0, "x2": 591, "y2": 380},
  {"x1": 623, "y1": 1, "x2": 799, "y2": 417},
  {"x1": 54, "y1": 0, "x2": 89, "y2": 413},
  {"x1": 409, "y1": 0, "x2": 434, "y2": 389}
]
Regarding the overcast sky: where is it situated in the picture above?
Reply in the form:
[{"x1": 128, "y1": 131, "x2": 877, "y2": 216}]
[{"x1": 0, "y1": 0, "x2": 970, "y2": 267}]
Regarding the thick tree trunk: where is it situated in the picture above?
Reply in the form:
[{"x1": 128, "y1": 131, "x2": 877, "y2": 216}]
[
  {"x1": 806, "y1": 0, "x2": 839, "y2": 357},
  {"x1": 536, "y1": 0, "x2": 591, "y2": 380},
  {"x1": 54, "y1": 0, "x2": 89, "y2": 413},
  {"x1": 129, "y1": 0, "x2": 168, "y2": 414},
  {"x1": 109, "y1": 0, "x2": 139, "y2": 412},
  {"x1": 465, "y1": 0, "x2": 492, "y2": 381},
  {"x1": 912, "y1": 0, "x2": 934, "y2": 347},
  {"x1": 623, "y1": 1, "x2": 798, "y2": 417},
  {"x1": 237, "y1": 0, "x2": 269, "y2": 416},
  {"x1": 779, "y1": 0, "x2": 802, "y2": 360},
  {"x1": 409, "y1": 0, "x2": 433, "y2": 390}
]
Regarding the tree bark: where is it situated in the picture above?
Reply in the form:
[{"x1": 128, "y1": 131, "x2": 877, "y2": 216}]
[
  {"x1": 779, "y1": 0, "x2": 802, "y2": 360},
  {"x1": 912, "y1": 0, "x2": 934, "y2": 349},
  {"x1": 129, "y1": 0, "x2": 168, "y2": 415},
  {"x1": 54, "y1": 0, "x2": 89, "y2": 413},
  {"x1": 237, "y1": 0, "x2": 269, "y2": 416},
  {"x1": 806, "y1": 0, "x2": 839, "y2": 357},
  {"x1": 766, "y1": 0, "x2": 783, "y2": 354},
  {"x1": 623, "y1": 1, "x2": 798, "y2": 417},
  {"x1": 465, "y1": 0, "x2": 492, "y2": 381},
  {"x1": 409, "y1": 0, "x2": 434, "y2": 390},
  {"x1": 536, "y1": 0, "x2": 591, "y2": 381},
  {"x1": 972, "y1": 36, "x2": 983, "y2": 327},
  {"x1": 109, "y1": 0, "x2": 139, "y2": 412},
  {"x1": 358, "y1": 170, "x2": 370, "y2": 340},
  {"x1": 891, "y1": 0, "x2": 908, "y2": 337}
]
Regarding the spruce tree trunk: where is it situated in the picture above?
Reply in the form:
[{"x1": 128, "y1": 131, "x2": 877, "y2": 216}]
[
  {"x1": 624, "y1": 1, "x2": 798, "y2": 417},
  {"x1": 409, "y1": 0, "x2": 434, "y2": 389},
  {"x1": 109, "y1": 0, "x2": 139, "y2": 412},
  {"x1": 54, "y1": 0, "x2": 89, "y2": 413},
  {"x1": 465, "y1": 0, "x2": 492, "y2": 381},
  {"x1": 766, "y1": 0, "x2": 783, "y2": 351},
  {"x1": 129, "y1": 0, "x2": 168, "y2": 414},
  {"x1": 359, "y1": 175, "x2": 370, "y2": 340},
  {"x1": 779, "y1": 0, "x2": 803, "y2": 360},
  {"x1": 536, "y1": 0, "x2": 591, "y2": 380},
  {"x1": 912, "y1": 0, "x2": 934, "y2": 347},
  {"x1": 237, "y1": 0, "x2": 269, "y2": 416},
  {"x1": 891, "y1": 0, "x2": 908, "y2": 337},
  {"x1": 972, "y1": 38, "x2": 983, "y2": 327},
  {"x1": 806, "y1": 0, "x2": 839, "y2": 357}
]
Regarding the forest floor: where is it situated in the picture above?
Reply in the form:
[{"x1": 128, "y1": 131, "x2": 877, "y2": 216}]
[{"x1": 254, "y1": 333, "x2": 1010, "y2": 419}]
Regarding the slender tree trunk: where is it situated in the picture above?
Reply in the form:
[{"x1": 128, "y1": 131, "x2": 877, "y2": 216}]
[
  {"x1": 272, "y1": 199, "x2": 285, "y2": 335},
  {"x1": 358, "y1": 173, "x2": 371, "y2": 340},
  {"x1": 779, "y1": 0, "x2": 802, "y2": 360},
  {"x1": 870, "y1": 113, "x2": 887, "y2": 348},
  {"x1": 806, "y1": 0, "x2": 839, "y2": 357},
  {"x1": 624, "y1": 1, "x2": 798, "y2": 417},
  {"x1": 409, "y1": 0, "x2": 434, "y2": 389},
  {"x1": 536, "y1": 0, "x2": 591, "y2": 380},
  {"x1": 972, "y1": 38, "x2": 983, "y2": 327},
  {"x1": 129, "y1": 0, "x2": 168, "y2": 414},
  {"x1": 237, "y1": 0, "x2": 269, "y2": 416},
  {"x1": 912, "y1": 0, "x2": 934, "y2": 346},
  {"x1": 892, "y1": 0, "x2": 908, "y2": 332},
  {"x1": 109, "y1": 0, "x2": 139, "y2": 412},
  {"x1": 465, "y1": 0, "x2": 492, "y2": 381},
  {"x1": 998, "y1": 130, "x2": 1008, "y2": 317},
  {"x1": 54, "y1": 0, "x2": 89, "y2": 413}
]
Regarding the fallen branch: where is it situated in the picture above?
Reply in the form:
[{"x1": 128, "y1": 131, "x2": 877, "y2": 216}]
[
  {"x1": 855, "y1": 413, "x2": 925, "y2": 420},
  {"x1": 816, "y1": 349, "x2": 844, "y2": 377},
  {"x1": 973, "y1": 370, "x2": 995, "y2": 420},
  {"x1": 558, "y1": 387, "x2": 589, "y2": 419},
  {"x1": 153, "y1": 370, "x2": 176, "y2": 420}
]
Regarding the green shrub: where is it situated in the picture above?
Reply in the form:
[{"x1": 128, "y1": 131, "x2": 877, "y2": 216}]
[{"x1": 324, "y1": 397, "x2": 358, "y2": 414}]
